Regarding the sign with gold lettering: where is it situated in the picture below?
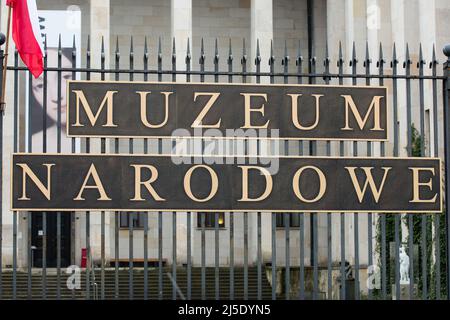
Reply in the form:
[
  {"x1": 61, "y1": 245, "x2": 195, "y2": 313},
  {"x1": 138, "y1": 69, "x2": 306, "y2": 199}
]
[
  {"x1": 12, "y1": 154, "x2": 441, "y2": 213},
  {"x1": 66, "y1": 81, "x2": 388, "y2": 141}
]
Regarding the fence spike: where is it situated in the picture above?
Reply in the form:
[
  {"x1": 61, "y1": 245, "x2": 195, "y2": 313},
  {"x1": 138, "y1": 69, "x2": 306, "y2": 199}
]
[
  {"x1": 158, "y1": 36, "x2": 162, "y2": 62},
  {"x1": 115, "y1": 36, "x2": 120, "y2": 61},
  {"x1": 324, "y1": 40, "x2": 330, "y2": 67},
  {"x1": 228, "y1": 38, "x2": 233, "y2": 63},
  {"x1": 391, "y1": 42, "x2": 398, "y2": 68},
  {"x1": 144, "y1": 36, "x2": 149, "y2": 61},
  {"x1": 337, "y1": 41, "x2": 343, "y2": 67},
  {"x1": 101, "y1": 36, "x2": 105, "y2": 60},
  {"x1": 282, "y1": 40, "x2": 289, "y2": 66},
  {"x1": 296, "y1": 40, "x2": 303, "y2": 66},
  {"x1": 199, "y1": 38, "x2": 205, "y2": 64},
  {"x1": 172, "y1": 37, "x2": 176, "y2": 63},
  {"x1": 418, "y1": 43, "x2": 425, "y2": 68},
  {"x1": 377, "y1": 42, "x2": 384, "y2": 67},
  {"x1": 72, "y1": 35, "x2": 76, "y2": 58},
  {"x1": 214, "y1": 38, "x2": 219, "y2": 63},
  {"x1": 186, "y1": 37, "x2": 191, "y2": 64},
  {"x1": 364, "y1": 41, "x2": 371, "y2": 67},
  {"x1": 350, "y1": 41, "x2": 357, "y2": 67},
  {"x1": 256, "y1": 38, "x2": 261, "y2": 65},
  {"x1": 44, "y1": 34, "x2": 48, "y2": 57},
  {"x1": 57, "y1": 34, "x2": 62, "y2": 56},
  {"x1": 241, "y1": 38, "x2": 247, "y2": 64}
]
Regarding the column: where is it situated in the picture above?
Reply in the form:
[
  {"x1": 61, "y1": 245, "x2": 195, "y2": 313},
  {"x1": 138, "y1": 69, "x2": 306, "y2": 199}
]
[
  {"x1": 1, "y1": 0, "x2": 15, "y2": 267},
  {"x1": 250, "y1": 0, "x2": 273, "y2": 265},
  {"x1": 171, "y1": 0, "x2": 192, "y2": 265},
  {"x1": 89, "y1": 0, "x2": 111, "y2": 264},
  {"x1": 326, "y1": 0, "x2": 346, "y2": 265},
  {"x1": 171, "y1": 0, "x2": 192, "y2": 82}
]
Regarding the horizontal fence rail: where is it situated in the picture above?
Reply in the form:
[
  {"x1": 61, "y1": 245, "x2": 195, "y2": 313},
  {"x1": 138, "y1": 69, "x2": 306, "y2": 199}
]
[{"x1": 0, "y1": 35, "x2": 449, "y2": 300}]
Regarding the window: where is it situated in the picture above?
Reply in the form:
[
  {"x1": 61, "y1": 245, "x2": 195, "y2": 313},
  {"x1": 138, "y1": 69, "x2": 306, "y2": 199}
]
[
  {"x1": 120, "y1": 212, "x2": 145, "y2": 229},
  {"x1": 197, "y1": 212, "x2": 225, "y2": 228},
  {"x1": 276, "y1": 214, "x2": 300, "y2": 228}
]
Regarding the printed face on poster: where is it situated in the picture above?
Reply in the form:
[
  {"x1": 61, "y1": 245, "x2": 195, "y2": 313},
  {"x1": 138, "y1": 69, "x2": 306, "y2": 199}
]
[{"x1": 26, "y1": 9, "x2": 81, "y2": 153}]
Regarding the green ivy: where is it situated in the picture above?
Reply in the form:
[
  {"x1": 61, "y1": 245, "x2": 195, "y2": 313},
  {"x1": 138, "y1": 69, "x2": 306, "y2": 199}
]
[{"x1": 374, "y1": 124, "x2": 447, "y2": 299}]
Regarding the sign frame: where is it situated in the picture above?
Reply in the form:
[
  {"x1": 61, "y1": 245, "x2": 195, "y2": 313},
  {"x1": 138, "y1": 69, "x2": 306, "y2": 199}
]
[
  {"x1": 66, "y1": 80, "x2": 390, "y2": 141},
  {"x1": 11, "y1": 153, "x2": 442, "y2": 214}
]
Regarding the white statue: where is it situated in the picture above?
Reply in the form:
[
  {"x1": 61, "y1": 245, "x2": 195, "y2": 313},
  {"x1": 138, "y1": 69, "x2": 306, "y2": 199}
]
[{"x1": 399, "y1": 246, "x2": 410, "y2": 285}]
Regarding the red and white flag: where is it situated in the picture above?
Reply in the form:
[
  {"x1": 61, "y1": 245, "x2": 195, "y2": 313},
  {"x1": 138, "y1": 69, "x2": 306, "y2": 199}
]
[{"x1": 7, "y1": 0, "x2": 44, "y2": 78}]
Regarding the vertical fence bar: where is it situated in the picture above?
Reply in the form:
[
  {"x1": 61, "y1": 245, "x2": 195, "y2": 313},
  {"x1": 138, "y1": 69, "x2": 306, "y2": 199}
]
[
  {"x1": 228, "y1": 39, "x2": 235, "y2": 301},
  {"x1": 392, "y1": 43, "x2": 401, "y2": 300},
  {"x1": 281, "y1": 41, "x2": 291, "y2": 301},
  {"x1": 268, "y1": 39, "x2": 276, "y2": 301},
  {"x1": 418, "y1": 44, "x2": 428, "y2": 299},
  {"x1": 350, "y1": 42, "x2": 360, "y2": 300},
  {"x1": 128, "y1": 37, "x2": 134, "y2": 300},
  {"x1": 70, "y1": 35, "x2": 77, "y2": 300},
  {"x1": 42, "y1": 38, "x2": 48, "y2": 300},
  {"x1": 100, "y1": 37, "x2": 106, "y2": 301},
  {"x1": 114, "y1": 36, "x2": 120, "y2": 300},
  {"x1": 324, "y1": 41, "x2": 332, "y2": 300},
  {"x1": 296, "y1": 41, "x2": 305, "y2": 300},
  {"x1": 256, "y1": 39, "x2": 263, "y2": 301},
  {"x1": 213, "y1": 39, "x2": 220, "y2": 300},
  {"x1": 338, "y1": 41, "x2": 346, "y2": 300},
  {"x1": 56, "y1": 35, "x2": 62, "y2": 300},
  {"x1": 143, "y1": 36, "x2": 149, "y2": 301},
  {"x1": 364, "y1": 42, "x2": 373, "y2": 300},
  {"x1": 199, "y1": 38, "x2": 206, "y2": 300},
  {"x1": 0, "y1": 43, "x2": 3, "y2": 300},
  {"x1": 405, "y1": 44, "x2": 415, "y2": 300},
  {"x1": 171, "y1": 38, "x2": 177, "y2": 301},
  {"x1": 244, "y1": 211, "x2": 249, "y2": 300},
  {"x1": 201, "y1": 213, "x2": 206, "y2": 300},
  {"x1": 157, "y1": 36, "x2": 163, "y2": 300},
  {"x1": 85, "y1": 35, "x2": 91, "y2": 300},
  {"x1": 27, "y1": 66, "x2": 32, "y2": 299},
  {"x1": 243, "y1": 39, "x2": 249, "y2": 301},
  {"x1": 309, "y1": 45, "x2": 319, "y2": 301},
  {"x1": 442, "y1": 44, "x2": 450, "y2": 301},
  {"x1": 185, "y1": 38, "x2": 192, "y2": 301},
  {"x1": 431, "y1": 46, "x2": 440, "y2": 299},
  {"x1": 377, "y1": 43, "x2": 387, "y2": 300},
  {"x1": 12, "y1": 48, "x2": 18, "y2": 300}
]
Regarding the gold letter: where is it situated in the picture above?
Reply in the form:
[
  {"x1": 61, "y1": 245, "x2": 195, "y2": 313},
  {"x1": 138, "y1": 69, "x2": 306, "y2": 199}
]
[
  {"x1": 345, "y1": 167, "x2": 391, "y2": 203},
  {"x1": 288, "y1": 94, "x2": 323, "y2": 130},
  {"x1": 191, "y1": 92, "x2": 222, "y2": 128},
  {"x1": 72, "y1": 90, "x2": 118, "y2": 127},
  {"x1": 17, "y1": 163, "x2": 54, "y2": 200},
  {"x1": 74, "y1": 164, "x2": 111, "y2": 201},
  {"x1": 136, "y1": 91, "x2": 173, "y2": 128},
  {"x1": 184, "y1": 165, "x2": 218, "y2": 202},
  {"x1": 130, "y1": 164, "x2": 166, "y2": 201},
  {"x1": 292, "y1": 166, "x2": 327, "y2": 203},
  {"x1": 240, "y1": 93, "x2": 270, "y2": 129},
  {"x1": 238, "y1": 166, "x2": 273, "y2": 201},
  {"x1": 409, "y1": 167, "x2": 438, "y2": 203},
  {"x1": 341, "y1": 95, "x2": 384, "y2": 131}
]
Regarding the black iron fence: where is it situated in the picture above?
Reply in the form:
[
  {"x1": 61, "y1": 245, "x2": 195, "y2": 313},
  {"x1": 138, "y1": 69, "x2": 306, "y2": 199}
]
[{"x1": 0, "y1": 35, "x2": 450, "y2": 300}]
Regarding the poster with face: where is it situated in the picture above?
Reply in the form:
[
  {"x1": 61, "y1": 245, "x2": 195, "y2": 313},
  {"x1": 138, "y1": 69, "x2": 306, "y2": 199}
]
[{"x1": 26, "y1": 9, "x2": 81, "y2": 153}]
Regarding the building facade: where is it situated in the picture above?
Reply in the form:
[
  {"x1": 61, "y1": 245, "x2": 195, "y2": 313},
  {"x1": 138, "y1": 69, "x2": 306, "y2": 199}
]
[{"x1": 1, "y1": 0, "x2": 450, "y2": 297}]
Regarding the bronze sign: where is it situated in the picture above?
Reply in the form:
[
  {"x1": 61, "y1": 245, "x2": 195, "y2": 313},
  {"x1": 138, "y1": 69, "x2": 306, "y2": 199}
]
[
  {"x1": 12, "y1": 154, "x2": 441, "y2": 213},
  {"x1": 67, "y1": 81, "x2": 388, "y2": 141}
]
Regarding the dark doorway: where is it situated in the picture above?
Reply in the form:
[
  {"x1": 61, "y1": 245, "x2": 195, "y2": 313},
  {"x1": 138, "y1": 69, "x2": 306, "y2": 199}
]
[{"x1": 31, "y1": 212, "x2": 72, "y2": 268}]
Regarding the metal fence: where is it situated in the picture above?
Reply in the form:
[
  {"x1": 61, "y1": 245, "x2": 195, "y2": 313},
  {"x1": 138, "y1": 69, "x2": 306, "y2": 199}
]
[{"x1": 0, "y1": 35, "x2": 450, "y2": 300}]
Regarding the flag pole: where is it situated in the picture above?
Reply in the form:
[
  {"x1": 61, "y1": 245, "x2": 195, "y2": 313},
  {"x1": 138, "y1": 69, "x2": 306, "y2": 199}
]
[{"x1": 0, "y1": 5, "x2": 12, "y2": 114}]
